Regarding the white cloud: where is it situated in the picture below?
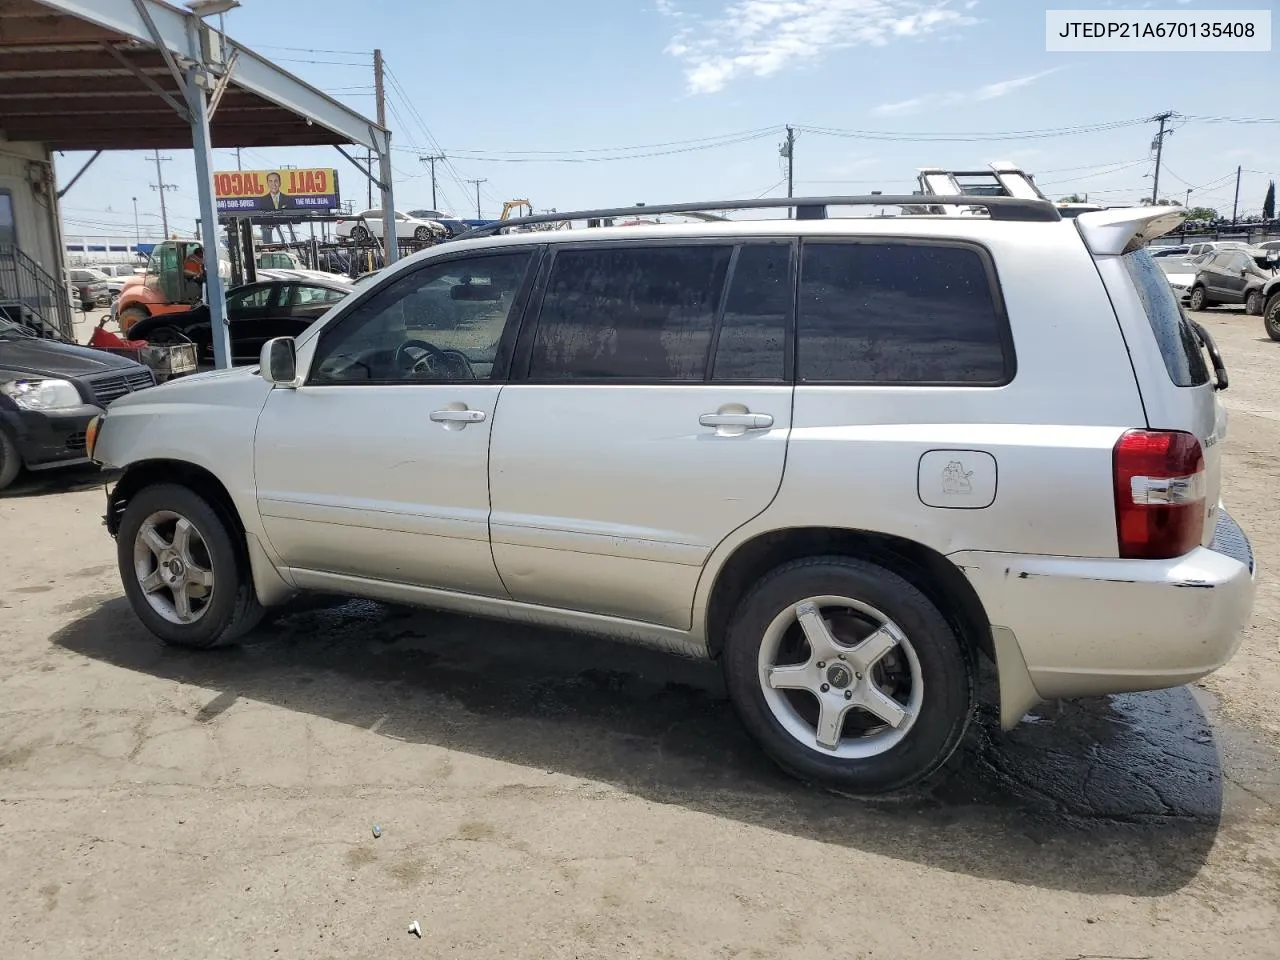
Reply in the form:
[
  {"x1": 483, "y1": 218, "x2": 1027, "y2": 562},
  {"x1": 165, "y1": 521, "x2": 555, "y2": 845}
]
[
  {"x1": 659, "y1": 0, "x2": 980, "y2": 95},
  {"x1": 871, "y1": 67, "x2": 1061, "y2": 116}
]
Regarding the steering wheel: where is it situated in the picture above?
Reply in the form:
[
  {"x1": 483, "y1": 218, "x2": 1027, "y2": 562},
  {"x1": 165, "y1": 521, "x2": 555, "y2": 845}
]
[
  {"x1": 394, "y1": 339, "x2": 450, "y2": 377},
  {"x1": 437, "y1": 348, "x2": 476, "y2": 379}
]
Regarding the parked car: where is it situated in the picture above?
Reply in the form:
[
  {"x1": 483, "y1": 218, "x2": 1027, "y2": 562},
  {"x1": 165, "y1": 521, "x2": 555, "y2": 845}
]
[
  {"x1": 335, "y1": 209, "x2": 446, "y2": 244},
  {"x1": 1258, "y1": 240, "x2": 1280, "y2": 252},
  {"x1": 124, "y1": 274, "x2": 353, "y2": 366},
  {"x1": 408, "y1": 209, "x2": 469, "y2": 238},
  {"x1": 1156, "y1": 256, "x2": 1196, "y2": 304},
  {"x1": 0, "y1": 315, "x2": 154, "y2": 491},
  {"x1": 1186, "y1": 241, "x2": 1249, "y2": 258},
  {"x1": 1187, "y1": 247, "x2": 1280, "y2": 314},
  {"x1": 68, "y1": 268, "x2": 110, "y2": 309},
  {"x1": 1148, "y1": 244, "x2": 1189, "y2": 258},
  {"x1": 90, "y1": 197, "x2": 1254, "y2": 794}
]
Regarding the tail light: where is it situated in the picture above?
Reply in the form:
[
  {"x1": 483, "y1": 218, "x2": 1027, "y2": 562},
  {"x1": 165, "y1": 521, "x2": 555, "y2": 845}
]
[{"x1": 1113, "y1": 429, "x2": 1206, "y2": 559}]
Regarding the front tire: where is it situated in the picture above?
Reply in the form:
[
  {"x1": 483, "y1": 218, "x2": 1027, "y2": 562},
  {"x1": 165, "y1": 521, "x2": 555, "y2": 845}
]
[
  {"x1": 351, "y1": 225, "x2": 370, "y2": 242},
  {"x1": 118, "y1": 306, "x2": 149, "y2": 334},
  {"x1": 117, "y1": 483, "x2": 263, "y2": 648},
  {"x1": 722, "y1": 556, "x2": 974, "y2": 794},
  {"x1": 414, "y1": 226, "x2": 431, "y2": 242},
  {"x1": 1188, "y1": 286, "x2": 1208, "y2": 312},
  {"x1": 1265, "y1": 294, "x2": 1280, "y2": 342},
  {"x1": 0, "y1": 428, "x2": 21, "y2": 492},
  {"x1": 1245, "y1": 290, "x2": 1264, "y2": 316}
]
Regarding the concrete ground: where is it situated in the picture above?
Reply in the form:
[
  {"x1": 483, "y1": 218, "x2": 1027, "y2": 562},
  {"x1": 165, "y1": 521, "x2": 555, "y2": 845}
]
[{"x1": 2, "y1": 307, "x2": 1279, "y2": 959}]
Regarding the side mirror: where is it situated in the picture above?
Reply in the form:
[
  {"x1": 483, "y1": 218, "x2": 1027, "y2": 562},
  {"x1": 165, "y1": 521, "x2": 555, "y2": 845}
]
[{"x1": 260, "y1": 336, "x2": 298, "y2": 386}]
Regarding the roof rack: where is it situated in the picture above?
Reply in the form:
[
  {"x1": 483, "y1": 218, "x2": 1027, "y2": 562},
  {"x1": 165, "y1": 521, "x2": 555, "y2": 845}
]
[{"x1": 463, "y1": 194, "x2": 1060, "y2": 238}]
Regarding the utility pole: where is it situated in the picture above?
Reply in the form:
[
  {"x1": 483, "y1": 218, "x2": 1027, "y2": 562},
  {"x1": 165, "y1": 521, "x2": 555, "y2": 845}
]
[
  {"x1": 467, "y1": 178, "x2": 486, "y2": 219},
  {"x1": 235, "y1": 147, "x2": 242, "y2": 171},
  {"x1": 131, "y1": 197, "x2": 139, "y2": 246},
  {"x1": 780, "y1": 125, "x2": 795, "y2": 199},
  {"x1": 1185, "y1": 188, "x2": 1191, "y2": 208},
  {"x1": 1232, "y1": 165, "x2": 1242, "y2": 225},
  {"x1": 149, "y1": 149, "x2": 176, "y2": 237},
  {"x1": 1149, "y1": 111, "x2": 1173, "y2": 206},
  {"x1": 419, "y1": 154, "x2": 445, "y2": 209}
]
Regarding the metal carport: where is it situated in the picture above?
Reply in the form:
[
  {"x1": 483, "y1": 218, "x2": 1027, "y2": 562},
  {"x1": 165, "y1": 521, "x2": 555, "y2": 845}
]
[{"x1": 0, "y1": 0, "x2": 399, "y2": 367}]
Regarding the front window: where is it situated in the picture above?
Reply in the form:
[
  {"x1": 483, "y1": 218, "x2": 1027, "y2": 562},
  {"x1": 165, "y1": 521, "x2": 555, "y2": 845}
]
[{"x1": 310, "y1": 252, "x2": 533, "y2": 384}]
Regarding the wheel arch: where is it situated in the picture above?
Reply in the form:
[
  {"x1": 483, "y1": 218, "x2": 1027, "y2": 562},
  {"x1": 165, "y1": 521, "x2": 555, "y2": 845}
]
[
  {"x1": 107, "y1": 458, "x2": 244, "y2": 541},
  {"x1": 703, "y1": 526, "x2": 994, "y2": 666},
  {"x1": 107, "y1": 458, "x2": 296, "y2": 606}
]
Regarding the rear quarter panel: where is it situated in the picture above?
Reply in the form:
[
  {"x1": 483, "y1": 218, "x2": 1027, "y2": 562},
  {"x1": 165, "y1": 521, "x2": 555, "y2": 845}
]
[{"x1": 693, "y1": 220, "x2": 1148, "y2": 623}]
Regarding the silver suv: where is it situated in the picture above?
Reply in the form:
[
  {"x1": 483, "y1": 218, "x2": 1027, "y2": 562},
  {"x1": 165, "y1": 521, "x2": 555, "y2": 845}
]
[{"x1": 88, "y1": 195, "x2": 1255, "y2": 794}]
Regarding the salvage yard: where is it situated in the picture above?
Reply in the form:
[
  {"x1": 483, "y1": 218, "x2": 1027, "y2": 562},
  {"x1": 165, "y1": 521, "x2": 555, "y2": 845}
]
[{"x1": 2, "y1": 308, "x2": 1279, "y2": 960}]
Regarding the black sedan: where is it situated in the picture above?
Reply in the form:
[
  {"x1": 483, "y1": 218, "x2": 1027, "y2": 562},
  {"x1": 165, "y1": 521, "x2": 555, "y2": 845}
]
[
  {"x1": 126, "y1": 275, "x2": 353, "y2": 366},
  {"x1": 1, "y1": 316, "x2": 155, "y2": 491}
]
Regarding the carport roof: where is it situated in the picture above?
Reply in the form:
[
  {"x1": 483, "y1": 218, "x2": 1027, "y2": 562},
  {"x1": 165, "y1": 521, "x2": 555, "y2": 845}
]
[{"x1": 0, "y1": 0, "x2": 386, "y2": 152}]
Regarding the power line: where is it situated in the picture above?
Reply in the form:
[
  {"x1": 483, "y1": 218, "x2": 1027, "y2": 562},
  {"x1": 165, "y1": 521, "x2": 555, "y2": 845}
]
[{"x1": 251, "y1": 44, "x2": 369, "y2": 56}]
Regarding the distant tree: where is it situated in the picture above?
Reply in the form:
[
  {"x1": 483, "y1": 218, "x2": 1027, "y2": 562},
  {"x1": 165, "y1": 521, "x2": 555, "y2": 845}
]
[
  {"x1": 1058, "y1": 194, "x2": 1086, "y2": 203},
  {"x1": 1186, "y1": 207, "x2": 1219, "y2": 221},
  {"x1": 1264, "y1": 181, "x2": 1276, "y2": 220}
]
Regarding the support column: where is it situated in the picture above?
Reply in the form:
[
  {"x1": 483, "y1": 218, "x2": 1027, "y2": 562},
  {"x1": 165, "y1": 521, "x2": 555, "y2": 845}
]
[
  {"x1": 186, "y1": 64, "x2": 231, "y2": 368},
  {"x1": 376, "y1": 128, "x2": 398, "y2": 266}
]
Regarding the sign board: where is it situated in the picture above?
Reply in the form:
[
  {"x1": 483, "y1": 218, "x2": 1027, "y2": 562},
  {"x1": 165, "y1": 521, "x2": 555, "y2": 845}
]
[{"x1": 214, "y1": 168, "x2": 340, "y2": 214}]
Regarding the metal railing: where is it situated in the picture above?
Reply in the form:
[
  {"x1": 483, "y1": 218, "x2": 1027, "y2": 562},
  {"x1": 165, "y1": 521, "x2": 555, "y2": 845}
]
[{"x1": 0, "y1": 243, "x2": 73, "y2": 339}]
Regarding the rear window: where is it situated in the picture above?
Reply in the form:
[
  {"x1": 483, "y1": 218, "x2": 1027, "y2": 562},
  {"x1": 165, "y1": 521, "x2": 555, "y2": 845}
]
[
  {"x1": 797, "y1": 241, "x2": 1012, "y2": 384},
  {"x1": 1121, "y1": 249, "x2": 1210, "y2": 387}
]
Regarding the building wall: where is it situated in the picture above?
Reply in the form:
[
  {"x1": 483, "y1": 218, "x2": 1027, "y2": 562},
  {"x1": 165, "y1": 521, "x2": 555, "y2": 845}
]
[{"x1": 0, "y1": 140, "x2": 63, "y2": 279}]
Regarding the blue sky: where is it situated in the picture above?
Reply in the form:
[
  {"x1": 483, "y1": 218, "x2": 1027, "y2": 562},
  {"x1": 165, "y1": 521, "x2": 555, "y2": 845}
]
[{"x1": 57, "y1": 0, "x2": 1277, "y2": 241}]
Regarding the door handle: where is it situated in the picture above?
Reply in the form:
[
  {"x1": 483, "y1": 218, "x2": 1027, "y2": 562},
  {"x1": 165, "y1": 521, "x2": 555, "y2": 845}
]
[
  {"x1": 699, "y1": 412, "x2": 773, "y2": 430},
  {"x1": 430, "y1": 408, "x2": 486, "y2": 423}
]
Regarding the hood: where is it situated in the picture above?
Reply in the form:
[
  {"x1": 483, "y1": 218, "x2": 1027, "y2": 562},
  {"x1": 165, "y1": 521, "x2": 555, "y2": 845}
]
[{"x1": 0, "y1": 336, "x2": 144, "y2": 378}]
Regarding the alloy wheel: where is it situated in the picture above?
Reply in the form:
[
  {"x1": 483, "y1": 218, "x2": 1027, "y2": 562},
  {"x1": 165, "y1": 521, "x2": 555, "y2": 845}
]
[
  {"x1": 132, "y1": 510, "x2": 215, "y2": 624},
  {"x1": 757, "y1": 595, "x2": 923, "y2": 758}
]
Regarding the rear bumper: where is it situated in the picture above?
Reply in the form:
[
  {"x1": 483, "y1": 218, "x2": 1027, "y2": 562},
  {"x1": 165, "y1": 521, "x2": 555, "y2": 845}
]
[{"x1": 953, "y1": 510, "x2": 1255, "y2": 701}]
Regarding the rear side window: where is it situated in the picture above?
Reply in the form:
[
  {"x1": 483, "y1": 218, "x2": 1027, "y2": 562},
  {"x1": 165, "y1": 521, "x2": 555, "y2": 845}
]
[
  {"x1": 711, "y1": 243, "x2": 790, "y2": 382},
  {"x1": 529, "y1": 245, "x2": 732, "y2": 380},
  {"x1": 1121, "y1": 250, "x2": 1210, "y2": 387},
  {"x1": 797, "y1": 241, "x2": 1011, "y2": 384}
]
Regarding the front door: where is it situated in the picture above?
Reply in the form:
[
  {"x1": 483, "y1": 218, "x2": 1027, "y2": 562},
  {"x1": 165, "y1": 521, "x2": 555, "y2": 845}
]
[
  {"x1": 254, "y1": 249, "x2": 537, "y2": 595},
  {"x1": 488, "y1": 241, "x2": 795, "y2": 628}
]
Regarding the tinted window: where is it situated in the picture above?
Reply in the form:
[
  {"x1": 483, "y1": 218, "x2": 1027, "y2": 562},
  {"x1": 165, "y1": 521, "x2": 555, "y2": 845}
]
[
  {"x1": 291, "y1": 284, "x2": 348, "y2": 306},
  {"x1": 311, "y1": 252, "x2": 532, "y2": 384},
  {"x1": 1121, "y1": 249, "x2": 1210, "y2": 387},
  {"x1": 530, "y1": 245, "x2": 732, "y2": 381},
  {"x1": 227, "y1": 285, "x2": 273, "y2": 310},
  {"x1": 797, "y1": 242, "x2": 1009, "y2": 383},
  {"x1": 711, "y1": 244, "x2": 790, "y2": 381}
]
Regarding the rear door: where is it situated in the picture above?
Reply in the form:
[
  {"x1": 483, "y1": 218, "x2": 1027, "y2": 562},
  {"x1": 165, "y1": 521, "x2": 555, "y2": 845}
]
[
  {"x1": 488, "y1": 240, "x2": 795, "y2": 628},
  {"x1": 226, "y1": 282, "x2": 280, "y2": 363}
]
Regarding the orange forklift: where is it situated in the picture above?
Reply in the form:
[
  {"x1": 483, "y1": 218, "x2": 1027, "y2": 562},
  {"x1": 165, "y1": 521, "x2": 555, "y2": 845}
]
[{"x1": 113, "y1": 241, "x2": 207, "y2": 334}]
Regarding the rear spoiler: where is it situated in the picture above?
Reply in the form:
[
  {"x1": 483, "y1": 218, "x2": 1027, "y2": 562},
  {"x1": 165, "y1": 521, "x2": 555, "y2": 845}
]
[{"x1": 1074, "y1": 206, "x2": 1187, "y2": 256}]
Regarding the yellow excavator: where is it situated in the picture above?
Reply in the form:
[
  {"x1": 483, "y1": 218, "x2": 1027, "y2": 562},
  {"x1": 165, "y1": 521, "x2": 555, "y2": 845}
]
[{"x1": 499, "y1": 199, "x2": 533, "y2": 221}]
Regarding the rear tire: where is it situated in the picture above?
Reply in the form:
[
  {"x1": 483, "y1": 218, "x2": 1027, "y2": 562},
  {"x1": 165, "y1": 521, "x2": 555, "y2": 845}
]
[
  {"x1": 351, "y1": 225, "x2": 370, "y2": 242},
  {"x1": 721, "y1": 556, "x2": 975, "y2": 794},
  {"x1": 117, "y1": 483, "x2": 263, "y2": 648},
  {"x1": 1245, "y1": 290, "x2": 1264, "y2": 316},
  {"x1": 0, "y1": 428, "x2": 22, "y2": 492},
  {"x1": 1264, "y1": 294, "x2": 1280, "y2": 342},
  {"x1": 1188, "y1": 286, "x2": 1208, "y2": 312}
]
